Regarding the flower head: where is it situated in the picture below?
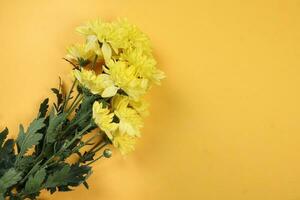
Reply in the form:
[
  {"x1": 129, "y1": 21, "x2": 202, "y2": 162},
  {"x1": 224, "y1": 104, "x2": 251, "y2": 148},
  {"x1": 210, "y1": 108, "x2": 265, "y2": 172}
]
[
  {"x1": 74, "y1": 69, "x2": 118, "y2": 97},
  {"x1": 92, "y1": 101, "x2": 118, "y2": 138},
  {"x1": 112, "y1": 95, "x2": 143, "y2": 137},
  {"x1": 111, "y1": 130, "x2": 136, "y2": 155},
  {"x1": 104, "y1": 60, "x2": 148, "y2": 100}
]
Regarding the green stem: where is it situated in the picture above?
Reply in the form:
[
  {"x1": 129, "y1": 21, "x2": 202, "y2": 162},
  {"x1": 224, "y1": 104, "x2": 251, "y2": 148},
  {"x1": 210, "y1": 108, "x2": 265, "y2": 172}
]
[
  {"x1": 63, "y1": 79, "x2": 78, "y2": 112},
  {"x1": 62, "y1": 110, "x2": 91, "y2": 136},
  {"x1": 91, "y1": 141, "x2": 108, "y2": 154},
  {"x1": 71, "y1": 132, "x2": 102, "y2": 153},
  {"x1": 19, "y1": 160, "x2": 43, "y2": 184},
  {"x1": 66, "y1": 94, "x2": 83, "y2": 117},
  {"x1": 86, "y1": 155, "x2": 104, "y2": 166},
  {"x1": 61, "y1": 123, "x2": 93, "y2": 151},
  {"x1": 66, "y1": 92, "x2": 80, "y2": 113}
]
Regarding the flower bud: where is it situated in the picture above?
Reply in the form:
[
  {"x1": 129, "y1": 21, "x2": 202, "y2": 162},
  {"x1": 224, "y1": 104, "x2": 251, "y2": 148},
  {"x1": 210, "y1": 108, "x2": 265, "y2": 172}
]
[{"x1": 103, "y1": 149, "x2": 112, "y2": 158}]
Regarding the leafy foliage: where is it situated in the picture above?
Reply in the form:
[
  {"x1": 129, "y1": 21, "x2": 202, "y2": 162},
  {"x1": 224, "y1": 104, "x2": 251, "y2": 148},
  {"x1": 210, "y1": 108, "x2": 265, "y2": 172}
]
[
  {"x1": 0, "y1": 128, "x2": 16, "y2": 177},
  {"x1": 0, "y1": 83, "x2": 110, "y2": 200},
  {"x1": 46, "y1": 111, "x2": 67, "y2": 143},
  {"x1": 16, "y1": 118, "x2": 45, "y2": 157},
  {"x1": 0, "y1": 168, "x2": 22, "y2": 197},
  {"x1": 24, "y1": 168, "x2": 46, "y2": 194},
  {"x1": 38, "y1": 98, "x2": 49, "y2": 118},
  {"x1": 51, "y1": 78, "x2": 65, "y2": 113}
]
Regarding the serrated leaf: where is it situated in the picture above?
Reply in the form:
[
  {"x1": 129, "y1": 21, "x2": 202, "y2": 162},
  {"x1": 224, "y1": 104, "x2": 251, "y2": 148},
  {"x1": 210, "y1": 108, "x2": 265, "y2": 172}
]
[
  {"x1": 24, "y1": 168, "x2": 46, "y2": 194},
  {"x1": 58, "y1": 185, "x2": 72, "y2": 192},
  {"x1": 0, "y1": 139, "x2": 16, "y2": 177},
  {"x1": 51, "y1": 80, "x2": 64, "y2": 112},
  {"x1": 65, "y1": 165, "x2": 91, "y2": 187},
  {"x1": 0, "y1": 168, "x2": 22, "y2": 194},
  {"x1": 46, "y1": 111, "x2": 67, "y2": 143},
  {"x1": 71, "y1": 95, "x2": 97, "y2": 132},
  {"x1": 15, "y1": 155, "x2": 35, "y2": 171},
  {"x1": 45, "y1": 165, "x2": 70, "y2": 188},
  {"x1": 38, "y1": 98, "x2": 49, "y2": 118},
  {"x1": 44, "y1": 164, "x2": 91, "y2": 189},
  {"x1": 16, "y1": 125, "x2": 25, "y2": 152},
  {"x1": 0, "y1": 128, "x2": 8, "y2": 147},
  {"x1": 16, "y1": 118, "x2": 45, "y2": 156}
]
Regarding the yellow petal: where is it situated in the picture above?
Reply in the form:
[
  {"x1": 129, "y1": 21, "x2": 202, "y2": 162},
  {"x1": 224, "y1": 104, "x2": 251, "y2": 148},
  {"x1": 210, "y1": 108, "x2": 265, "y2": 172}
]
[
  {"x1": 101, "y1": 85, "x2": 119, "y2": 97},
  {"x1": 101, "y1": 42, "x2": 112, "y2": 63}
]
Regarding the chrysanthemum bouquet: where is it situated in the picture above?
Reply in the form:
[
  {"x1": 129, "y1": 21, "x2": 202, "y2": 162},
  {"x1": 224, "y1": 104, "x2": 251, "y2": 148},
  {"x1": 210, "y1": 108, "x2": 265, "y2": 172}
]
[{"x1": 0, "y1": 19, "x2": 164, "y2": 200}]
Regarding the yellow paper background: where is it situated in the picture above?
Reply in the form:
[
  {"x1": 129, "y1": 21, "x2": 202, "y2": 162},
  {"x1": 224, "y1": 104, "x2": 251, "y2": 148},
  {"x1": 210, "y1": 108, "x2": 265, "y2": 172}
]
[{"x1": 1, "y1": 0, "x2": 300, "y2": 199}]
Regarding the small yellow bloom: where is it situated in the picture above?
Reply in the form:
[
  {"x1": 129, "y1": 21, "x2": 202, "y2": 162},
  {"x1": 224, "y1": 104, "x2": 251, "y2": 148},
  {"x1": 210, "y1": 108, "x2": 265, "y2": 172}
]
[
  {"x1": 105, "y1": 60, "x2": 148, "y2": 100},
  {"x1": 111, "y1": 130, "x2": 136, "y2": 155},
  {"x1": 66, "y1": 43, "x2": 95, "y2": 63},
  {"x1": 112, "y1": 95, "x2": 143, "y2": 137},
  {"x1": 129, "y1": 98, "x2": 149, "y2": 118},
  {"x1": 92, "y1": 101, "x2": 117, "y2": 138},
  {"x1": 101, "y1": 41, "x2": 112, "y2": 63},
  {"x1": 120, "y1": 48, "x2": 165, "y2": 85},
  {"x1": 112, "y1": 94, "x2": 149, "y2": 118},
  {"x1": 76, "y1": 18, "x2": 152, "y2": 55},
  {"x1": 85, "y1": 35, "x2": 101, "y2": 55},
  {"x1": 73, "y1": 69, "x2": 118, "y2": 97},
  {"x1": 112, "y1": 18, "x2": 152, "y2": 54}
]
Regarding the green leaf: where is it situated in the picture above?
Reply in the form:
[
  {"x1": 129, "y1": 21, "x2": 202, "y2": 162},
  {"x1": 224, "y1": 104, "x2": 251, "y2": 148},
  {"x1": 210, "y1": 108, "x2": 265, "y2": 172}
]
[
  {"x1": 45, "y1": 165, "x2": 70, "y2": 188},
  {"x1": 0, "y1": 139, "x2": 16, "y2": 177},
  {"x1": 46, "y1": 111, "x2": 67, "y2": 143},
  {"x1": 16, "y1": 118, "x2": 45, "y2": 156},
  {"x1": 45, "y1": 164, "x2": 91, "y2": 189},
  {"x1": 51, "y1": 79, "x2": 64, "y2": 112},
  {"x1": 24, "y1": 168, "x2": 46, "y2": 194},
  {"x1": 38, "y1": 98, "x2": 49, "y2": 118},
  {"x1": 0, "y1": 168, "x2": 22, "y2": 194},
  {"x1": 15, "y1": 155, "x2": 35, "y2": 171},
  {"x1": 0, "y1": 128, "x2": 8, "y2": 147},
  {"x1": 79, "y1": 151, "x2": 95, "y2": 163},
  {"x1": 72, "y1": 95, "x2": 96, "y2": 130}
]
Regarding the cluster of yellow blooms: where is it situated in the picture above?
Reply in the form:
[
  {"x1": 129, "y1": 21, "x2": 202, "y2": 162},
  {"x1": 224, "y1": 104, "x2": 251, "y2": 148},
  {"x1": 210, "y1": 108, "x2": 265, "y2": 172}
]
[{"x1": 66, "y1": 19, "x2": 164, "y2": 155}]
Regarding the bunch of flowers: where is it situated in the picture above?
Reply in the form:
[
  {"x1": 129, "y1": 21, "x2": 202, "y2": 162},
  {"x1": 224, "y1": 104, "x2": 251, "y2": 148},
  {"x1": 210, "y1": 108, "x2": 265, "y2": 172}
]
[
  {"x1": 67, "y1": 18, "x2": 165, "y2": 155},
  {"x1": 0, "y1": 19, "x2": 164, "y2": 200}
]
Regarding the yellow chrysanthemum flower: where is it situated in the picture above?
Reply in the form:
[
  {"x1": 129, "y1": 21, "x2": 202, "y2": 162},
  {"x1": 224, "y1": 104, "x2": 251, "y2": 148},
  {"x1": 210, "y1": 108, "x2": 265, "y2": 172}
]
[
  {"x1": 85, "y1": 35, "x2": 102, "y2": 55},
  {"x1": 73, "y1": 69, "x2": 118, "y2": 97},
  {"x1": 112, "y1": 94, "x2": 149, "y2": 118},
  {"x1": 129, "y1": 98, "x2": 149, "y2": 118},
  {"x1": 111, "y1": 130, "x2": 136, "y2": 155},
  {"x1": 120, "y1": 48, "x2": 165, "y2": 85},
  {"x1": 112, "y1": 18, "x2": 152, "y2": 54},
  {"x1": 76, "y1": 19, "x2": 121, "y2": 53},
  {"x1": 66, "y1": 43, "x2": 95, "y2": 63},
  {"x1": 76, "y1": 18, "x2": 152, "y2": 55},
  {"x1": 104, "y1": 60, "x2": 148, "y2": 100},
  {"x1": 111, "y1": 95, "x2": 143, "y2": 137},
  {"x1": 92, "y1": 101, "x2": 118, "y2": 138}
]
